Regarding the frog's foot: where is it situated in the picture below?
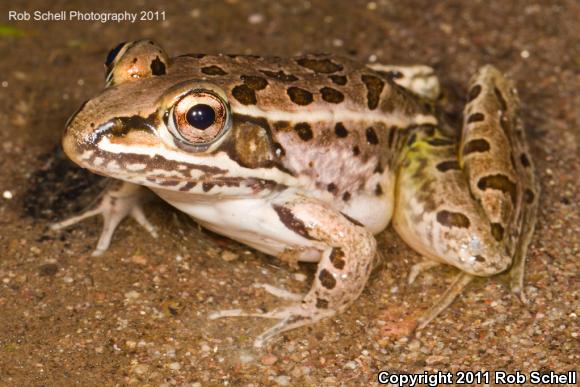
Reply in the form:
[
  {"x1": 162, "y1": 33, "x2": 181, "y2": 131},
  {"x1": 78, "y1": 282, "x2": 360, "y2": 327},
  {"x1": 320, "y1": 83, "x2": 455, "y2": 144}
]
[
  {"x1": 367, "y1": 63, "x2": 441, "y2": 100},
  {"x1": 407, "y1": 260, "x2": 441, "y2": 285},
  {"x1": 253, "y1": 283, "x2": 302, "y2": 301},
  {"x1": 210, "y1": 303, "x2": 335, "y2": 348},
  {"x1": 209, "y1": 197, "x2": 377, "y2": 348},
  {"x1": 51, "y1": 181, "x2": 157, "y2": 256},
  {"x1": 416, "y1": 272, "x2": 474, "y2": 330}
]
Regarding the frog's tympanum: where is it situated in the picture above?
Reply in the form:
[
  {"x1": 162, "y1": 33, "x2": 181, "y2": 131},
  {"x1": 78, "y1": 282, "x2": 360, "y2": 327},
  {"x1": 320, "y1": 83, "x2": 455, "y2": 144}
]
[{"x1": 54, "y1": 40, "x2": 539, "y2": 347}]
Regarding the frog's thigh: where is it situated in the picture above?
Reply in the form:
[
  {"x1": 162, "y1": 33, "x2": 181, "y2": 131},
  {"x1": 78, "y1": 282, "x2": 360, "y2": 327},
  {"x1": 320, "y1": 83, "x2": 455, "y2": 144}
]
[
  {"x1": 462, "y1": 66, "x2": 539, "y2": 300},
  {"x1": 367, "y1": 63, "x2": 440, "y2": 100},
  {"x1": 393, "y1": 128, "x2": 513, "y2": 277}
]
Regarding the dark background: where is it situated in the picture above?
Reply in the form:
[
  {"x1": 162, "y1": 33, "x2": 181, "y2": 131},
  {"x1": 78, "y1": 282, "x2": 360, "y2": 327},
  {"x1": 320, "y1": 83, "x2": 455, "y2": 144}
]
[{"x1": 0, "y1": 1, "x2": 577, "y2": 385}]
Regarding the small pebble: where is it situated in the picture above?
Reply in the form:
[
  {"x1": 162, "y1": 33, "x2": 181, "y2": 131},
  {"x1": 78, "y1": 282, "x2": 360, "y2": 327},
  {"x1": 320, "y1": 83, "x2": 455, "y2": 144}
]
[
  {"x1": 131, "y1": 255, "x2": 147, "y2": 265},
  {"x1": 344, "y1": 361, "x2": 357, "y2": 369},
  {"x1": 248, "y1": 13, "x2": 264, "y2": 24},
  {"x1": 168, "y1": 362, "x2": 181, "y2": 371},
  {"x1": 2, "y1": 190, "x2": 13, "y2": 199},
  {"x1": 239, "y1": 353, "x2": 254, "y2": 364},
  {"x1": 63, "y1": 276, "x2": 74, "y2": 284},
  {"x1": 261, "y1": 354, "x2": 278, "y2": 365},
  {"x1": 221, "y1": 251, "x2": 239, "y2": 261},
  {"x1": 274, "y1": 375, "x2": 290, "y2": 386},
  {"x1": 124, "y1": 290, "x2": 140, "y2": 300}
]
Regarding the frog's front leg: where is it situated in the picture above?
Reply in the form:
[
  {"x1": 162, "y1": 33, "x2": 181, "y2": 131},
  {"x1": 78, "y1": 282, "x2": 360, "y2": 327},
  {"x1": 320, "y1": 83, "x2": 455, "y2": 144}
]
[
  {"x1": 51, "y1": 180, "x2": 158, "y2": 256},
  {"x1": 210, "y1": 196, "x2": 378, "y2": 348}
]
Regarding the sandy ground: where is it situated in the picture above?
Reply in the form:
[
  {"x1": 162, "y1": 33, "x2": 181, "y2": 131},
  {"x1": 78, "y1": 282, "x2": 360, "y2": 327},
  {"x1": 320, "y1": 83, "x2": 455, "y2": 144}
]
[{"x1": 0, "y1": 0, "x2": 578, "y2": 385}]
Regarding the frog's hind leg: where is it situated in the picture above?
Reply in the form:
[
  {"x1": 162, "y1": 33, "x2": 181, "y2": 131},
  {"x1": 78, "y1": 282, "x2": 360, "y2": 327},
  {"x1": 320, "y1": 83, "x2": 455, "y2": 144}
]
[
  {"x1": 367, "y1": 63, "x2": 441, "y2": 100},
  {"x1": 210, "y1": 197, "x2": 377, "y2": 348},
  {"x1": 51, "y1": 180, "x2": 157, "y2": 256},
  {"x1": 394, "y1": 65, "x2": 539, "y2": 329},
  {"x1": 461, "y1": 66, "x2": 539, "y2": 302}
]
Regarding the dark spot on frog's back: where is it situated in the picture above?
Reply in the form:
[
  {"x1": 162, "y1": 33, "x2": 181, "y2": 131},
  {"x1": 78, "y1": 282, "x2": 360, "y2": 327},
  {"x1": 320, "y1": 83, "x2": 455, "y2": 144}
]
[
  {"x1": 329, "y1": 248, "x2": 346, "y2": 270},
  {"x1": 436, "y1": 210, "x2": 470, "y2": 228},
  {"x1": 294, "y1": 122, "x2": 313, "y2": 141},
  {"x1": 329, "y1": 75, "x2": 347, "y2": 85},
  {"x1": 524, "y1": 188, "x2": 535, "y2": 204},
  {"x1": 260, "y1": 69, "x2": 298, "y2": 82},
  {"x1": 296, "y1": 57, "x2": 343, "y2": 73},
  {"x1": 436, "y1": 160, "x2": 460, "y2": 172},
  {"x1": 318, "y1": 269, "x2": 336, "y2": 289},
  {"x1": 467, "y1": 112, "x2": 485, "y2": 123},
  {"x1": 467, "y1": 84, "x2": 482, "y2": 102},
  {"x1": 477, "y1": 174, "x2": 517, "y2": 205},
  {"x1": 463, "y1": 138, "x2": 491, "y2": 155},
  {"x1": 202, "y1": 182, "x2": 215, "y2": 192},
  {"x1": 150, "y1": 56, "x2": 166, "y2": 76},
  {"x1": 491, "y1": 223, "x2": 504, "y2": 241},
  {"x1": 494, "y1": 87, "x2": 508, "y2": 111},
  {"x1": 316, "y1": 298, "x2": 329, "y2": 309},
  {"x1": 366, "y1": 127, "x2": 379, "y2": 145},
  {"x1": 232, "y1": 84, "x2": 257, "y2": 105},
  {"x1": 520, "y1": 153, "x2": 531, "y2": 167},
  {"x1": 241, "y1": 75, "x2": 268, "y2": 90},
  {"x1": 201, "y1": 65, "x2": 227, "y2": 76},
  {"x1": 342, "y1": 192, "x2": 351, "y2": 202},
  {"x1": 287, "y1": 87, "x2": 314, "y2": 106},
  {"x1": 361, "y1": 74, "x2": 385, "y2": 110},
  {"x1": 320, "y1": 87, "x2": 344, "y2": 103},
  {"x1": 273, "y1": 205, "x2": 314, "y2": 240},
  {"x1": 334, "y1": 122, "x2": 348, "y2": 138}
]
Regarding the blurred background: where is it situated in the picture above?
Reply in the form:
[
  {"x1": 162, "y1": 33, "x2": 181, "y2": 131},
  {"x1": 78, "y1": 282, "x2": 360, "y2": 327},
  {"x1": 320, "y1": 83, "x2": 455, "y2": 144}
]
[{"x1": 0, "y1": 1, "x2": 577, "y2": 385}]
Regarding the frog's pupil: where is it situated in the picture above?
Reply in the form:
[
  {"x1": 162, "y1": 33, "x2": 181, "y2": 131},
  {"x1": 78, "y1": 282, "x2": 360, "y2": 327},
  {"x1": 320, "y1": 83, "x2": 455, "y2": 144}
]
[
  {"x1": 186, "y1": 104, "x2": 215, "y2": 130},
  {"x1": 105, "y1": 42, "x2": 126, "y2": 67}
]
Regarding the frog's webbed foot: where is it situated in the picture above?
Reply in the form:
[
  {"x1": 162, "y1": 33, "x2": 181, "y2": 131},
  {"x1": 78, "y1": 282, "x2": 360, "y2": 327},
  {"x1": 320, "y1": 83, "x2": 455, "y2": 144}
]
[
  {"x1": 51, "y1": 181, "x2": 157, "y2": 256},
  {"x1": 367, "y1": 63, "x2": 441, "y2": 100},
  {"x1": 209, "y1": 197, "x2": 377, "y2": 348}
]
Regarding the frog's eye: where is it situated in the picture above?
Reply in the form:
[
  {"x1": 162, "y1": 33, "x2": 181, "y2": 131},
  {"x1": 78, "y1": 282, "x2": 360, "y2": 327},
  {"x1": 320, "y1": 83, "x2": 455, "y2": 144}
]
[
  {"x1": 105, "y1": 40, "x2": 170, "y2": 87},
  {"x1": 168, "y1": 90, "x2": 231, "y2": 148}
]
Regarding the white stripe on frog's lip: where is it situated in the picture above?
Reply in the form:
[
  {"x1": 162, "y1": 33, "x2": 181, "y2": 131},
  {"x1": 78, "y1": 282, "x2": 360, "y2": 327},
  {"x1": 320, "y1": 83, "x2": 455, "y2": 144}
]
[
  {"x1": 231, "y1": 105, "x2": 438, "y2": 126},
  {"x1": 94, "y1": 136, "x2": 299, "y2": 184}
]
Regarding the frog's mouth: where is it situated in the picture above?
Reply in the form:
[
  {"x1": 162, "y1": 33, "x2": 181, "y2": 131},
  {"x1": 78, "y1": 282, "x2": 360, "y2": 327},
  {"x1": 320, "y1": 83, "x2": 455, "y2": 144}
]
[{"x1": 63, "y1": 117, "x2": 293, "y2": 197}]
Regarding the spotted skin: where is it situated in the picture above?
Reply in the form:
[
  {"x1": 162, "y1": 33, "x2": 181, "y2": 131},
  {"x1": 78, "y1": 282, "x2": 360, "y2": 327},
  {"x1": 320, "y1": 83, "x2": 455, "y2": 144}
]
[{"x1": 56, "y1": 40, "x2": 539, "y2": 347}]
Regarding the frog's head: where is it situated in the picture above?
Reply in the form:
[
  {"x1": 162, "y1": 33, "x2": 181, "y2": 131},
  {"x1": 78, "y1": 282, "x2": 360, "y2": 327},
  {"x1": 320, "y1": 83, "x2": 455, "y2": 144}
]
[{"x1": 63, "y1": 40, "x2": 287, "y2": 195}]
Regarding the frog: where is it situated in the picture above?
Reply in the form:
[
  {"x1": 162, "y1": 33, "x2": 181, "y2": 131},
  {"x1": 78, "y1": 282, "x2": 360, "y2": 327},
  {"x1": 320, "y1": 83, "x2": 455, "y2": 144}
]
[{"x1": 52, "y1": 40, "x2": 539, "y2": 347}]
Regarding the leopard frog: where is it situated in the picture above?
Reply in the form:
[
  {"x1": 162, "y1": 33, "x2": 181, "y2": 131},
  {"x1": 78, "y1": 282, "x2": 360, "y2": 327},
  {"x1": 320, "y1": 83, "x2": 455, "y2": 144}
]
[{"x1": 53, "y1": 40, "x2": 539, "y2": 347}]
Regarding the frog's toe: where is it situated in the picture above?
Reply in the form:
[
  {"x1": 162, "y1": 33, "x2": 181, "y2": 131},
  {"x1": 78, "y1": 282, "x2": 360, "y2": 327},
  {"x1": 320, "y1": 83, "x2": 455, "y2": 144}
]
[
  {"x1": 416, "y1": 272, "x2": 474, "y2": 331},
  {"x1": 407, "y1": 260, "x2": 440, "y2": 285},
  {"x1": 209, "y1": 305, "x2": 333, "y2": 348},
  {"x1": 253, "y1": 283, "x2": 303, "y2": 301},
  {"x1": 51, "y1": 181, "x2": 156, "y2": 256}
]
